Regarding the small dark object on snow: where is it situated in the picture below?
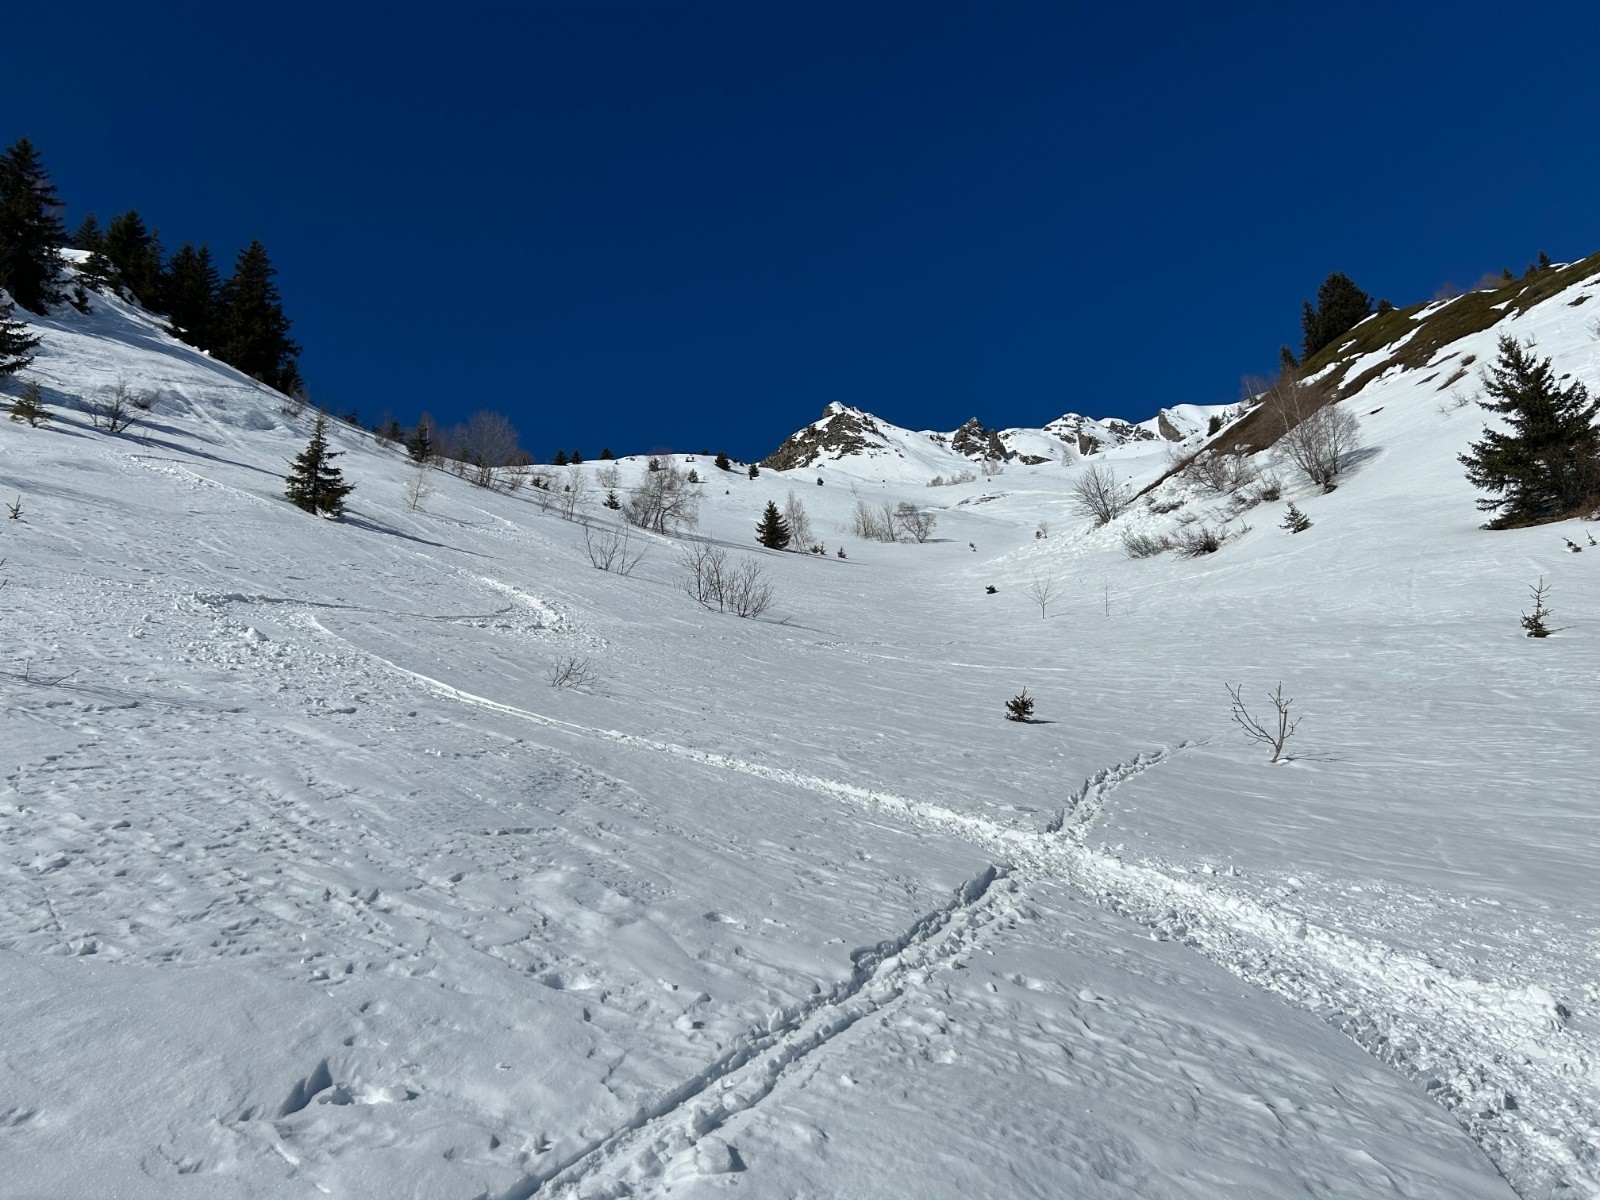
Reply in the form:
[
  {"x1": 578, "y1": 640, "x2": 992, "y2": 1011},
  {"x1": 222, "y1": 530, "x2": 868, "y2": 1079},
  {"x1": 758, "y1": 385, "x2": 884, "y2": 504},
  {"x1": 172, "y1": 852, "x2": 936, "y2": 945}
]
[
  {"x1": 985, "y1": 584, "x2": 997, "y2": 594},
  {"x1": 1005, "y1": 690, "x2": 1034, "y2": 722}
]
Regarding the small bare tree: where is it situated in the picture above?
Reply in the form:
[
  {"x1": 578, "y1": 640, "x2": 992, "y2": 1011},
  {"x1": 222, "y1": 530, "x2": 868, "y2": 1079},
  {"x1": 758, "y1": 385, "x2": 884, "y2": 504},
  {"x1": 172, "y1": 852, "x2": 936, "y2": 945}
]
[
  {"x1": 894, "y1": 502, "x2": 937, "y2": 543},
  {"x1": 850, "y1": 499, "x2": 895, "y2": 542},
  {"x1": 1279, "y1": 404, "x2": 1361, "y2": 490},
  {"x1": 595, "y1": 462, "x2": 622, "y2": 490},
  {"x1": 1025, "y1": 574, "x2": 1058, "y2": 618},
  {"x1": 583, "y1": 523, "x2": 647, "y2": 575},
  {"x1": 724, "y1": 558, "x2": 775, "y2": 618},
  {"x1": 625, "y1": 462, "x2": 699, "y2": 534},
  {"x1": 548, "y1": 656, "x2": 593, "y2": 689},
  {"x1": 1226, "y1": 682, "x2": 1301, "y2": 762},
  {"x1": 1070, "y1": 462, "x2": 1130, "y2": 525},
  {"x1": 783, "y1": 490, "x2": 814, "y2": 549},
  {"x1": 402, "y1": 462, "x2": 435, "y2": 511},
  {"x1": 557, "y1": 470, "x2": 591, "y2": 521}
]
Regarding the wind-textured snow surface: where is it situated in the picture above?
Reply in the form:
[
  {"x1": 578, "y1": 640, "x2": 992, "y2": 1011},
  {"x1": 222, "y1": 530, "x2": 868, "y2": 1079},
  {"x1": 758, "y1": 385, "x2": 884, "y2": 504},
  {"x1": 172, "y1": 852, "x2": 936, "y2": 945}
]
[{"x1": 2, "y1": 275, "x2": 1597, "y2": 1199}]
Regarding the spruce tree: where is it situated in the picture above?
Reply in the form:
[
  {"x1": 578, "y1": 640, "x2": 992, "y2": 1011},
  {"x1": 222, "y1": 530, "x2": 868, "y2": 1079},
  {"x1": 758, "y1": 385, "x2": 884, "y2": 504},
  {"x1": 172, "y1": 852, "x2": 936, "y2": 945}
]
[
  {"x1": 162, "y1": 243, "x2": 220, "y2": 348},
  {"x1": 599, "y1": 447, "x2": 614, "y2": 460},
  {"x1": 755, "y1": 500, "x2": 790, "y2": 549},
  {"x1": 406, "y1": 419, "x2": 433, "y2": 463},
  {"x1": 104, "y1": 211, "x2": 165, "y2": 309},
  {"x1": 570, "y1": 449, "x2": 583, "y2": 465},
  {"x1": 0, "y1": 138, "x2": 68, "y2": 314},
  {"x1": 71, "y1": 213, "x2": 105, "y2": 251},
  {"x1": 1300, "y1": 272, "x2": 1373, "y2": 362},
  {"x1": 8, "y1": 379, "x2": 50, "y2": 426},
  {"x1": 715, "y1": 451, "x2": 731, "y2": 471},
  {"x1": 747, "y1": 463, "x2": 759, "y2": 479},
  {"x1": 1459, "y1": 336, "x2": 1600, "y2": 527},
  {"x1": 0, "y1": 299, "x2": 40, "y2": 378},
  {"x1": 217, "y1": 240, "x2": 302, "y2": 392},
  {"x1": 285, "y1": 414, "x2": 354, "y2": 518},
  {"x1": 552, "y1": 449, "x2": 568, "y2": 466},
  {"x1": 1280, "y1": 501, "x2": 1312, "y2": 533}
]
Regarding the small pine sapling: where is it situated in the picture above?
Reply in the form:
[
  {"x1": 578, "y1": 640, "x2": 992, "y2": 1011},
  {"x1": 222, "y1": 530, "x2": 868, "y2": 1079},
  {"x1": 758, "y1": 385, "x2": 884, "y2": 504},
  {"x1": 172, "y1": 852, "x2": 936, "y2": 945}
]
[
  {"x1": 1521, "y1": 577, "x2": 1554, "y2": 637},
  {"x1": 715, "y1": 451, "x2": 731, "y2": 471},
  {"x1": 6, "y1": 495, "x2": 22, "y2": 520},
  {"x1": 1005, "y1": 689, "x2": 1035, "y2": 723},
  {"x1": 1281, "y1": 501, "x2": 1312, "y2": 533},
  {"x1": 747, "y1": 463, "x2": 760, "y2": 479},
  {"x1": 836, "y1": 546, "x2": 846, "y2": 558},
  {"x1": 8, "y1": 381, "x2": 50, "y2": 427},
  {"x1": 284, "y1": 414, "x2": 356, "y2": 518}
]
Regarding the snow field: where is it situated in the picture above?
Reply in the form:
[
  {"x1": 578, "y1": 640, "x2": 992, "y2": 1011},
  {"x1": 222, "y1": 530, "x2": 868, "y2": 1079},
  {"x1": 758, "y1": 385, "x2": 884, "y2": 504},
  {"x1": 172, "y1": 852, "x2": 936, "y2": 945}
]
[{"x1": 2, "y1": 275, "x2": 1597, "y2": 1196}]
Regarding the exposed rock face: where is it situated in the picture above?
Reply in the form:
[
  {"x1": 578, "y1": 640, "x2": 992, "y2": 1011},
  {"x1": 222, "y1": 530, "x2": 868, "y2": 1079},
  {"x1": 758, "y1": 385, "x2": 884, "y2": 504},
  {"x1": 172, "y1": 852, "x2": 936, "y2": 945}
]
[
  {"x1": 1156, "y1": 410, "x2": 1183, "y2": 441},
  {"x1": 761, "y1": 403, "x2": 889, "y2": 470},
  {"x1": 948, "y1": 417, "x2": 1008, "y2": 462}
]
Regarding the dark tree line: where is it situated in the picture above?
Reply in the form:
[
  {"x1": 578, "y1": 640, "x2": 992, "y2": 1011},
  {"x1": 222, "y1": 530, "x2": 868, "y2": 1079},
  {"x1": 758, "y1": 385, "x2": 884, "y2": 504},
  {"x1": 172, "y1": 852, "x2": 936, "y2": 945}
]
[{"x1": 0, "y1": 138, "x2": 302, "y2": 394}]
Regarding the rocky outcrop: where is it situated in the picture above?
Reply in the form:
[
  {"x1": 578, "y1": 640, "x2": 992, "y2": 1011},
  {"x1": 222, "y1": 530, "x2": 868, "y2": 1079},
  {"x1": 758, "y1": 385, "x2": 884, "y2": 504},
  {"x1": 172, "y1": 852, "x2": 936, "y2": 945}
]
[
  {"x1": 948, "y1": 417, "x2": 1008, "y2": 462},
  {"x1": 1156, "y1": 410, "x2": 1183, "y2": 441},
  {"x1": 761, "y1": 403, "x2": 890, "y2": 470}
]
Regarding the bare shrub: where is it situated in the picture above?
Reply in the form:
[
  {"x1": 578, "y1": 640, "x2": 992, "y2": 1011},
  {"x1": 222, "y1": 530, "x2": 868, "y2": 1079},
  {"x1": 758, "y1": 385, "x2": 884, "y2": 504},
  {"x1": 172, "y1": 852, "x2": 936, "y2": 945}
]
[
  {"x1": 624, "y1": 462, "x2": 699, "y2": 534},
  {"x1": 1253, "y1": 474, "x2": 1283, "y2": 501},
  {"x1": 402, "y1": 463, "x2": 435, "y2": 511},
  {"x1": 678, "y1": 542, "x2": 773, "y2": 617},
  {"x1": 1185, "y1": 449, "x2": 1257, "y2": 494},
  {"x1": 1148, "y1": 495, "x2": 1184, "y2": 514},
  {"x1": 1175, "y1": 524, "x2": 1225, "y2": 556},
  {"x1": 927, "y1": 469, "x2": 977, "y2": 487},
  {"x1": 595, "y1": 462, "x2": 621, "y2": 490},
  {"x1": 1256, "y1": 367, "x2": 1362, "y2": 490},
  {"x1": 894, "y1": 501, "x2": 936, "y2": 543},
  {"x1": 557, "y1": 470, "x2": 591, "y2": 521},
  {"x1": 583, "y1": 523, "x2": 647, "y2": 575},
  {"x1": 1121, "y1": 529, "x2": 1173, "y2": 559},
  {"x1": 850, "y1": 499, "x2": 895, "y2": 542},
  {"x1": 1278, "y1": 403, "x2": 1362, "y2": 490},
  {"x1": 86, "y1": 379, "x2": 140, "y2": 433},
  {"x1": 1070, "y1": 462, "x2": 1130, "y2": 525},
  {"x1": 1226, "y1": 681, "x2": 1301, "y2": 762},
  {"x1": 784, "y1": 491, "x2": 814, "y2": 548},
  {"x1": 548, "y1": 656, "x2": 593, "y2": 689}
]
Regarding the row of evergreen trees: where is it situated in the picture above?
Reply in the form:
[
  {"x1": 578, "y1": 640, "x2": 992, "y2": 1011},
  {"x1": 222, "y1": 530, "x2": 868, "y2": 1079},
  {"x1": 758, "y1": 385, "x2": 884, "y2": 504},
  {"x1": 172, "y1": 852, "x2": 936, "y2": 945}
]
[{"x1": 0, "y1": 138, "x2": 302, "y2": 393}]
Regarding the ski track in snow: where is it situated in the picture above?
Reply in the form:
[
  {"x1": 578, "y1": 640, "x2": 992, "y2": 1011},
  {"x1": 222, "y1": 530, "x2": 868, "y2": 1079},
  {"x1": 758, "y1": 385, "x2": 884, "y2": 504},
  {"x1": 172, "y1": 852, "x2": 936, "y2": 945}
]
[{"x1": 346, "y1": 641, "x2": 1597, "y2": 1200}]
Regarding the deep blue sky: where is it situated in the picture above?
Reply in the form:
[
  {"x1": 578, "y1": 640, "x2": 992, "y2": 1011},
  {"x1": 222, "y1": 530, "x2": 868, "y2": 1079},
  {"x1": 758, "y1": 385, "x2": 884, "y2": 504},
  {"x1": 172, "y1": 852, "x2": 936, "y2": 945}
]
[{"x1": 7, "y1": 1, "x2": 1598, "y2": 461}]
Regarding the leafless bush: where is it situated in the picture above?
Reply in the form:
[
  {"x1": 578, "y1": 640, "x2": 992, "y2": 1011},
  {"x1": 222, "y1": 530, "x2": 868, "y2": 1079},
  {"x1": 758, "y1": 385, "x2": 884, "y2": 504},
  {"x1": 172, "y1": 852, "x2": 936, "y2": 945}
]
[
  {"x1": 678, "y1": 542, "x2": 774, "y2": 617},
  {"x1": 1121, "y1": 529, "x2": 1173, "y2": 558},
  {"x1": 850, "y1": 499, "x2": 896, "y2": 542},
  {"x1": 557, "y1": 470, "x2": 591, "y2": 521},
  {"x1": 1148, "y1": 495, "x2": 1184, "y2": 514},
  {"x1": 402, "y1": 463, "x2": 435, "y2": 511},
  {"x1": 927, "y1": 469, "x2": 977, "y2": 487},
  {"x1": 1175, "y1": 524, "x2": 1225, "y2": 556},
  {"x1": 1185, "y1": 449, "x2": 1257, "y2": 494},
  {"x1": 784, "y1": 491, "x2": 814, "y2": 548},
  {"x1": 86, "y1": 380, "x2": 141, "y2": 433},
  {"x1": 1025, "y1": 574, "x2": 1058, "y2": 617},
  {"x1": 624, "y1": 462, "x2": 699, "y2": 534},
  {"x1": 894, "y1": 501, "x2": 936, "y2": 542},
  {"x1": 548, "y1": 656, "x2": 593, "y2": 690},
  {"x1": 1070, "y1": 462, "x2": 1130, "y2": 525},
  {"x1": 595, "y1": 462, "x2": 622, "y2": 490},
  {"x1": 1253, "y1": 474, "x2": 1283, "y2": 501},
  {"x1": 1226, "y1": 681, "x2": 1301, "y2": 762},
  {"x1": 980, "y1": 458, "x2": 1004, "y2": 477},
  {"x1": 583, "y1": 523, "x2": 647, "y2": 575},
  {"x1": 1278, "y1": 403, "x2": 1362, "y2": 490}
]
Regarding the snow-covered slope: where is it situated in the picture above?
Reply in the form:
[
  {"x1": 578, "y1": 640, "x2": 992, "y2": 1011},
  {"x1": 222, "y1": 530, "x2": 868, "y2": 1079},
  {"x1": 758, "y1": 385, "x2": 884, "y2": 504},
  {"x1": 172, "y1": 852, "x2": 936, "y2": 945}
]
[{"x1": 2, "y1": 264, "x2": 1598, "y2": 1200}]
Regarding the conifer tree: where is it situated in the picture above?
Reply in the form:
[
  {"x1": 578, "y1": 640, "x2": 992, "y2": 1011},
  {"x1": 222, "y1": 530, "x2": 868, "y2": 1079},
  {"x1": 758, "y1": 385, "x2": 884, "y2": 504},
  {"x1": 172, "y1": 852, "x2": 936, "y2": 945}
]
[
  {"x1": 0, "y1": 298, "x2": 40, "y2": 378},
  {"x1": 217, "y1": 240, "x2": 302, "y2": 392},
  {"x1": 71, "y1": 213, "x2": 105, "y2": 251},
  {"x1": 553, "y1": 449, "x2": 568, "y2": 466},
  {"x1": 755, "y1": 500, "x2": 790, "y2": 549},
  {"x1": 570, "y1": 449, "x2": 583, "y2": 465},
  {"x1": 715, "y1": 451, "x2": 731, "y2": 471},
  {"x1": 1280, "y1": 501, "x2": 1312, "y2": 533},
  {"x1": 747, "y1": 463, "x2": 759, "y2": 479},
  {"x1": 162, "y1": 243, "x2": 220, "y2": 348},
  {"x1": 285, "y1": 414, "x2": 354, "y2": 517},
  {"x1": 104, "y1": 211, "x2": 165, "y2": 309},
  {"x1": 406, "y1": 418, "x2": 434, "y2": 463},
  {"x1": 1300, "y1": 272, "x2": 1373, "y2": 362},
  {"x1": 599, "y1": 447, "x2": 614, "y2": 460},
  {"x1": 0, "y1": 138, "x2": 68, "y2": 314},
  {"x1": 1459, "y1": 336, "x2": 1600, "y2": 526},
  {"x1": 8, "y1": 379, "x2": 50, "y2": 426}
]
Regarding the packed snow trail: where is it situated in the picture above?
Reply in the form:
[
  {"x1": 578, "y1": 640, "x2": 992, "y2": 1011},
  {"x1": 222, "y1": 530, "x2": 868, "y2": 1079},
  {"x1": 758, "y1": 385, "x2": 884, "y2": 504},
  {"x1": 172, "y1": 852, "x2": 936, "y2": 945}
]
[{"x1": 355, "y1": 648, "x2": 1594, "y2": 1198}]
